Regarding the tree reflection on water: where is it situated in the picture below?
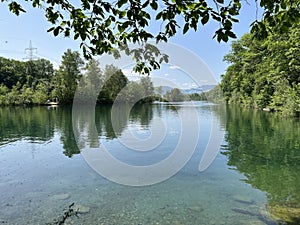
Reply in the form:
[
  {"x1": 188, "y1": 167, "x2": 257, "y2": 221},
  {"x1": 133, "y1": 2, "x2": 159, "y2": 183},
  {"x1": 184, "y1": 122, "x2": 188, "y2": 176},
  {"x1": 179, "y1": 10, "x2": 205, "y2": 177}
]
[{"x1": 220, "y1": 106, "x2": 300, "y2": 224}]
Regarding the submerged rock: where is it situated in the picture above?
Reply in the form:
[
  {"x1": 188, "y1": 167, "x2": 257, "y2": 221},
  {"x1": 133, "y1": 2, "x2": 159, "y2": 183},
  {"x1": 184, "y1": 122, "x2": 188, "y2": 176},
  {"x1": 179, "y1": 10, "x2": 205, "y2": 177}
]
[
  {"x1": 51, "y1": 193, "x2": 71, "y2": 200},
  {"x1": 64, "y1": 217, "x2": 74, "y2": 225},
  {"x1": 233, "y1": 195, "x2": 254, "y2": 205},
  {"x1": 74, "y1": 204, "x2": 90, "y2": 214},
  {"x1": 172, "y1": 220, "x2": 184, "y2": 225},
  {"x1": 187, "y1": 206, "x2": 203, "y2": 212}
]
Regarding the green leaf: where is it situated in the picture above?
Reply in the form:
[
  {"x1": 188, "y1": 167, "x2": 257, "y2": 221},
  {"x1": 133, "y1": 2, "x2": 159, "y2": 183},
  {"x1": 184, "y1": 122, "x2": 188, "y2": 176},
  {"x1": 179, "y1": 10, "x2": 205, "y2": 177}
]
[
  {"x1": 201, "y1": 14, "x2": 209, "y2": 25},
  {"x1": 74, "y1": 33, "x2": 79, "y2": 40},
  {"x1": 64, "y1": 28, "x2": 70, "y2": 37},
  {"x1": 117, "y1": 0, "x2": 127, "y2": 8},
  {"x1": 118, "y1": 25, "x2": 125, "y2": 33},
  {"x1": 8, "y1": 2, "x2": 26, "y2": 15},
  {"x1": 231, "y1": 17, "x2": 239, "y2": 23},
  {"x1": 47, "y1": 27, "x2": 55, "y2": 32},
  {"x1": 156, "y1": 12, "x2": 163, "y2": 20},
  {"x1": 102, "y1": 2, "x2": 111, "y2": 12},
  {"x1": 150, "y1": 1, "x2": 158, "y2": 10},
  {"x1": 222, "y1": 34, "x2": 228, "y2": 42},
  {"x1": 217, "y1": 33, "x2": 222, "y2": 42},
  {"x1": 119, "y1": 11, "x2": 126, "y2": 18},
  {"x1": 225, "y1": 30, "x2": 237, "y2": 38},
  {"x1": 142, "y1": 0, "x2": 150, "y2": 8},
  {"x1": 224, "y1": 20, "x2": 232, "y2": 29},
  {"x1": 183, "y1": 23, "x2": 189, "y2": 34},
  {"x1": 211, "y1": 14, "x2": 221, "y2": 22},
  {"x1": 53, "y1": 27, "x2": 60, "y2": 36}
]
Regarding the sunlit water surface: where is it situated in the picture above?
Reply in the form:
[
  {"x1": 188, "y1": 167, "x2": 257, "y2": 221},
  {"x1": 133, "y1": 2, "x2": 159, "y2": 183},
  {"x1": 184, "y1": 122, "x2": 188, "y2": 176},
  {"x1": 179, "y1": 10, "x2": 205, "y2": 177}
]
[{"x1": 0, "y1": 103, "x2": 300, "y2": 225}]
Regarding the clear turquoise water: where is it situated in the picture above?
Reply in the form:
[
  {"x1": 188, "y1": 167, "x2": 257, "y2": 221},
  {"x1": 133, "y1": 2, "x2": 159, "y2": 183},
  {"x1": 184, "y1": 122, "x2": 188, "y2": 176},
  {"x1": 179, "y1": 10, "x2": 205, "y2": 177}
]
[{"x1": 0, "y1": 103, "x2": 299, "y2": 224}]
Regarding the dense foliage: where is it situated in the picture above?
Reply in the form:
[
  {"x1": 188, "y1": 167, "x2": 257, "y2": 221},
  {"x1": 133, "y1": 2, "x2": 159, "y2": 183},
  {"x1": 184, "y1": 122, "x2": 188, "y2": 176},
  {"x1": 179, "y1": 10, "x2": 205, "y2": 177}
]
[
  {"x1": 0, "y1": 50, "x2": 155, "y2": 105},
  {"x1": 154, "y1": 87, "x2": 207, "y2": 102},
  {"x1": 220, "y1": 22, "x2": 300, "y2": 116},
  {"x1": 2, "y1": 0, "x2": 299, "y2": 73},
  {"x1": 0, "y1": 57, "x2": 55, "y2": 105},
  {"x1": 164, "y1": 88, "x2": 185, "y2": 102}
]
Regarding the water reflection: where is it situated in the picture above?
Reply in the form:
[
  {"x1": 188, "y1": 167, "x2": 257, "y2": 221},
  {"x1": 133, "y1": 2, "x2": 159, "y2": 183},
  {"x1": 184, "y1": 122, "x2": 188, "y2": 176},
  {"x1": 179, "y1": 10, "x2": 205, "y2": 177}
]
[
  {"x1": 0, "y1": 104, "x2": 154, "y2": 157},
  {"x1": 2, "y1": 103, "x2": 300, "y2": 224},
  {"x1": 0, "y1": 107, "x2": 56, "y2": 145},
  {"x1": 221, "y1": 106, "x2": 300, "y2": 223}
]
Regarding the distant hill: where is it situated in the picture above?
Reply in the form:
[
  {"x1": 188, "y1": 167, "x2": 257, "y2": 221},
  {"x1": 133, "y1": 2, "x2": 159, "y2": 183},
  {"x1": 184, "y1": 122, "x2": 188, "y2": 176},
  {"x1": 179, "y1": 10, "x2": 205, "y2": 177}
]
[
  {"x1": 181, "y1": 87, "x2": 203, "y2": 94},
  {"x1": 154, "y1": 85, "x2": 216, "y2": 95},
  {"x1": 201, "y1": 85, "x2": 217, "y2": 92}
]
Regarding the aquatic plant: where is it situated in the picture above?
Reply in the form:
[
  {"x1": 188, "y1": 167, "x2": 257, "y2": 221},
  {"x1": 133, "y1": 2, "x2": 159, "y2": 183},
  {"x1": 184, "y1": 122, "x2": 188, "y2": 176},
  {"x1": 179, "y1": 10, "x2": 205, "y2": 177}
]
[{"x1": 46, "y1": 202, "x2": 78, "y2": 225}]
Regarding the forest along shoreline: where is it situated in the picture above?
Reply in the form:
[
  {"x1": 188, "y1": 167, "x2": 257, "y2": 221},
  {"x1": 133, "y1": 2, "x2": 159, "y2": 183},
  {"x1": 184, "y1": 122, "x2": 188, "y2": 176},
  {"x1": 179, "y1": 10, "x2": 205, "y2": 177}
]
[
  {"x1": 218, "y1": 22, "x2": 300, "y2": 117},
  {"x1": 0, "y1": 50, "x2": 207, "y2": 107},
  {"x1": 1, "y1": 22, "x2": 299, "y2": 117}
]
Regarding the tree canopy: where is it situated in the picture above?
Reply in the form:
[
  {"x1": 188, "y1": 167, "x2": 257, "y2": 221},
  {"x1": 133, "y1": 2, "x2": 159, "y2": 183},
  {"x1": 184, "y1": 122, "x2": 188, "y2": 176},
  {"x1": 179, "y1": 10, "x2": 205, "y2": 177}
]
[
  {"x1": 220, "y1": 21, "x2": 300, "y2": 116},
  {"x1": 2, "y1": 0, "x2": 299, "y2": 73},
  {"x1": 0, "y1": 50, "x2": 158, "y2": 105}
]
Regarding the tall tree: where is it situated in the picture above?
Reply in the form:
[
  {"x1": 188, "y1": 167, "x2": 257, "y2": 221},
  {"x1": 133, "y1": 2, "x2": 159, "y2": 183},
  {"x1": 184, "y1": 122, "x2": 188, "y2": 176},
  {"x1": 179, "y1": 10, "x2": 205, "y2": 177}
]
[
  {"x1": 140, "y1": 76, "x2": 155, "y2": 102},
  {"x1": 98, "y1": 65, "x2": 128, "y2": 103},
  {"x1": 164, "y1": 88, "x2": 185, "y2": 102},
  {"x1": 85, "y1": 59, "x2": 103, "y2": 90},
  {"x1": 53, "y1": 49, "x2": 84, "y2": 103},
  {"x1": 0, "y1": 57, "x2": 26, "y2": 88}
]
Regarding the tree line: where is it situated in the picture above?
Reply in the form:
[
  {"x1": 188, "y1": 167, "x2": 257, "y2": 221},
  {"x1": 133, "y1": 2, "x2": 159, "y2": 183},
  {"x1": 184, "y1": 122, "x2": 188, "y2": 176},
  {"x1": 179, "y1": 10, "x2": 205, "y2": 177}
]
[
  {"x1": 0, "y1": 49, "x2": 157, "y2": 105},
  {"x1": 220, "y1": 21, "x2": 300, "y2": 116},
  {"x1": 160, "y1": 88, "x2": 207, "y2": 102},
  {"x1": 0, "y1": 50, "x2": 210, "y2": 105}
]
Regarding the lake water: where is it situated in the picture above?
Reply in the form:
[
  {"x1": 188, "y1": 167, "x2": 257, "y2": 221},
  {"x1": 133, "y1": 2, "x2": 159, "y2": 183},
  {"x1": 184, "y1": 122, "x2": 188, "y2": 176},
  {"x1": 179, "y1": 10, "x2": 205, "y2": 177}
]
[{"x1": 0, "y1": 103, "x2": 299, "y2": 225}]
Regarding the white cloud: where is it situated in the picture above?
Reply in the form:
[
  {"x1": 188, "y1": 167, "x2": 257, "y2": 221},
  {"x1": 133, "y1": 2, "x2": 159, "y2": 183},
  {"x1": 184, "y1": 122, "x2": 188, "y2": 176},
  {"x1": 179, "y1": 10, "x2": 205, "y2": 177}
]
[
  {"x1": 169, "y1": 65, "x2": 181, "y2": 70},
  {"x1": 121, "y1": 69, "x2": 144, "y2": 82},
  {"x1": 181, "y1": 82, "x2": 198, "y2": 89},
  {"x1": 122, "y1": 68, "x2": 139, "y2": 77}
]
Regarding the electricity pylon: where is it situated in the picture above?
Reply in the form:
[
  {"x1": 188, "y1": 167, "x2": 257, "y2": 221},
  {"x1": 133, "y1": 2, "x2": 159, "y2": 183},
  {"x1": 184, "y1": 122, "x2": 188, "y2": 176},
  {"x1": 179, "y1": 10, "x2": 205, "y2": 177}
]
[{"x1": 24, "y1": 40, "x2": 38, "y2": 61}]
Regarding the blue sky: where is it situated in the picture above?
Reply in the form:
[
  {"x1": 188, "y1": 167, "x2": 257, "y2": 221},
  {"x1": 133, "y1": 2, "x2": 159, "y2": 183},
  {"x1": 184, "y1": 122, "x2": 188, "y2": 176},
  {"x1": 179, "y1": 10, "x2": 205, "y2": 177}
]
[{"x1": 0, "y1": 1, "x2": 262, "y2": 85}]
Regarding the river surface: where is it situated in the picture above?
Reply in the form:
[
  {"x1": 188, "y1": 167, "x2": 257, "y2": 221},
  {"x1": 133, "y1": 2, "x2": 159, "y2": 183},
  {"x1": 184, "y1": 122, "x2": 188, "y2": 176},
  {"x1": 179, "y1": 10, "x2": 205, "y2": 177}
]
[{"x1": 0, "y1": 102, "x2": 299, "y2": 225}]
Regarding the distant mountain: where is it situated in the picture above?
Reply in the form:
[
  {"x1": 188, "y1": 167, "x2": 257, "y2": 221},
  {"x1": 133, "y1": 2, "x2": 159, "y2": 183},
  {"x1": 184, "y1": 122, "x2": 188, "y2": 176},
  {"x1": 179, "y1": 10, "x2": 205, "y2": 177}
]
[
  {"x1": 201, "y1": 85, "x2": 217, "y2": 92},
  {"x1": 181, "y1": 87, "x2": 203, "y2": 94},
  {"x1": 154, "y1": 85, "x2": 216, "y2": 95}
]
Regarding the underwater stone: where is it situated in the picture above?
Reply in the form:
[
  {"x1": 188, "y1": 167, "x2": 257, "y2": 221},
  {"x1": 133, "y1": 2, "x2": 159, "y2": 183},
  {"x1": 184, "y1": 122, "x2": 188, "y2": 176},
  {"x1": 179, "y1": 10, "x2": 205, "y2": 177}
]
[
  {"x1": 74, "y1": 204, "x2": 90, "y2": 214},
  {"x1": 233, "y1": 195, "x2": 254, "y2": 204},
  {"x1": 64, "y1": 217, "x2": 74, "y2": 225},
  {"x1": 51, "y1": 194, "x2": 71, "y2": 200},
  {"x1": 187, "y1": 206, "x2": 203, "y2": 212}
]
